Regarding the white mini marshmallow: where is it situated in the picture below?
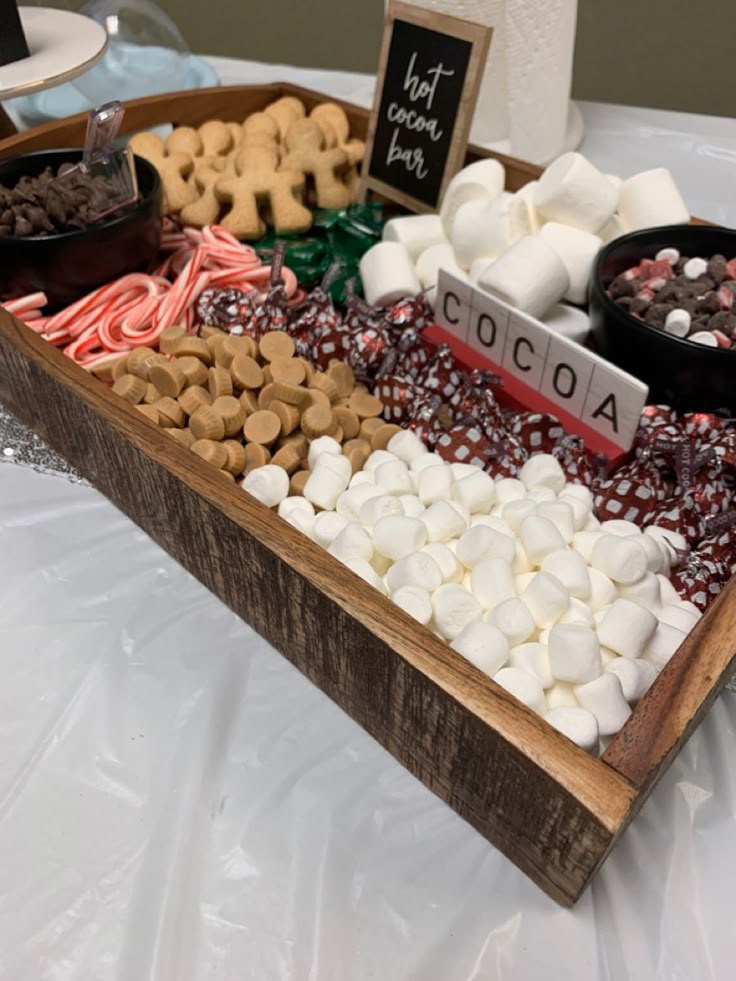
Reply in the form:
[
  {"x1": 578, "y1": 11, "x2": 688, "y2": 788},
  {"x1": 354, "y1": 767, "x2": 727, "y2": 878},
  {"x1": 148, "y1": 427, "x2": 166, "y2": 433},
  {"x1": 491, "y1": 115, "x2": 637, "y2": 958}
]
[
  {"x1": 582, "y1": 514, "x2": 601, "y2": 531},
  {"x1": 373, "y1": 515, "x2": 427, "y2": 561},
  {"x1": 450, "y1": 463, "x2": 479, "y2": 480},
  {"x1": 439, "y1": 158, "x2": 506, "y2": 236},
  {"x1": 645, "y1": 526, "x2": 687, "y2": 563},
  {"x1": 664, "y1": 308, "x2": 691, "y2": 337},
  {"x1": 639, "y1": 533, "x2": 667, "y2": 574},
  {"x1": 689, "y1": 331, "x2": 719, "y2": 347},
  {"x1": 387, "y1": 429, "x2": 428, "y2": 465},
  {"x1": 432, "y1": 583, "x2": 482, "y2": 640},
  {"x1": 617, "y1": 168, "x2": 690, "y2": 231},
  {"x1": 335, "y1": 483, "x2": 384, "y2": 522},
  {"x1": 382, "y1": 213, "x2": 446, "y2": 261},
  {"x1": 451, "y1": 193, "x2": 532, "y2": 269},
  {"x1": 541, "y1": 548, "x2": 591, "y2": 599},
  {"x1": 489, "y1": 596, "x2": 536, "y2": 646},
  {"x1": 600, "y1": 519, "x2": 641, "y2": 538},
  {"x1": 515, "y1": 571, "x2": 537, "y2": 592},
  {"x1": 371, "y1": 552, "x2": 392, "y2": 576},
  {"x1": 521, "y1": 571, "x2": 570, "y2": 628},
  {"x1": 391, "y1": 585, "x2": 433, "y2": 625},
  {"x1": 421, "y1": 542, "x2": 463, "y2": 583},
  {"x1": 456, "y1": 524, "x2": 516, "y2": 568},
  {"x1": 450, "y1": 621, "x2": 510, "y2": 677},
  {"x1": 359, "y1": 493, "x2": 404, "y2": 528},
  {"x1": 317, "y1": 452, "x2": 352, "y2": 486},
  {"x1": 643, "y1": 622, "x2": 686, "y2": 671},
  {"x1": 546, "y1": 682, "x2": 578, "y2": 709},
  {"x1": 535, "y1": 500, "x2": 575, "y2": 543},
  {"x1": 285, "y1": 508, "x2": 316, "y2": 538},
  {"x1": 328, "y1": 522, "x2": 374, "y2": 563},
  {"x1": 452, "y1": 468, "x2": 496, "y2": 513},
  {"x1": 542, "y1": 303, "x2": 591, "y2": 346},
  {"x1": 417, "y1": 464, "x2": 454, "y2": 505},
  {"x1": 658, "y1": 603, "x2": 699, "y2": 633},
  {"x1": 525, "y1": 486, "x2": 557, "y2": 504},
  {"x1": 548, "y1": 624, "x2": 602, "y2": 684},
  {"x1": 587, "y1": 567, "x2": 618, "y2": 611},
  {"x1": 242, "y1": 464, "x2": 289, "y2": 507},
  {"x1": 420, "y1": 500, "x2": 468, "y2": 542},
  {"x1": 349, "y1": 471, "x2": 375, "y2": 488},
  {"x1": 374, "y1": 459, "x2": 413, "y2": 495},
  {"x1": 600, "y1": 646, "x2": 618, "y2": 664},
  {"x1": 617, "y1": 571, "x2": 662, "y2": 609},
  {"x1": 604, "y1": 657, "x2": 657, "y2": 703},
  {"x1": 510, "y1": 541, "x2": 534, "y2": 575},
  {"x1": 359, "y1": 241, "x2": 421, "y2": 306},
  {"x1": 545, "y1": 706, "x2": 599, "y2": 753},
  {"x1": 597, "y1": 598, "x2": 658, "y2": 658},
  {"x1": 510, "y1": 642, "x2": 553, "y2": 689},
  {"x1": 493, "y1": 667, "x2": 546, "y2": 715},
  {"x1": 278, "y1": 496, "x2": 316, "y2": 520},
  {"x1": 501, "y1": 498, "x2": 538, "y2": 533},
  {"x1": 307, "y1": 435, "x2": 342, "y2": 471},
  {"x1": 539, "y1": 222, "x2": 603, "y2": 305},
  {"x1": 399, "y1": 494, "x2": 425, "y2": 518},
  {"x1": 657, "y1": 575, "x2": 682, "y2": 607},
  {"x1": 312, "y1": 511, "x2": 350, "y2": 548},
  {"x1": 470, "y1": 556, "x2": 517, "y2": 611},
  {"x1": 573, "y1": 672, "x2": 631, "y2": 736},
  {"x1": 590, "y1": 534, "x2": 647, "y2": 584},
  {"x1": 558, "y1": 492, "x2": 593, "y2": 532},
  {"x1": 533, "y1": 152, "x2": 618, "y2": 233},
  {"x1": 477, "y1": 235, "x2": 570, "y2": 319},
  {"x1": 343, "y1": 558, "x2": 387, "y2": 594},
  {"x1": 519, "y1": 515, "x2": 566, "y2": 565},
  {"x1": 677, "y1": 600, "x2": 701, "y2": 616},
  {"x1": 363, "y1": 449, "x2": 399, "y2": 473},
  {"x1": 410, "y1": 452, "x2": 445, "y2": 473},
  {"x1": 557, "y1": 597, "x2": 596, "y2": 627},
  {"x1": 385, "y1": 551, "x2": 443, "y2": 593},
  {"x1": 301, "y1": 461, "x2": 348, "y2": 509}
]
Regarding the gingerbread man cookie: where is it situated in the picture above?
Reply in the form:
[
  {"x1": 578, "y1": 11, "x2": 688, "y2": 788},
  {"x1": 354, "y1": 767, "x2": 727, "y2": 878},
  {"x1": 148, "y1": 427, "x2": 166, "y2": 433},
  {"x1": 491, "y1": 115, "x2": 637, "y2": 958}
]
[
  {"x1": 128, "y1": 131, "x2": 197, "y2": 213},
  {"x1": 280, "y1": 118, "x2": 351, "y2": 210}
]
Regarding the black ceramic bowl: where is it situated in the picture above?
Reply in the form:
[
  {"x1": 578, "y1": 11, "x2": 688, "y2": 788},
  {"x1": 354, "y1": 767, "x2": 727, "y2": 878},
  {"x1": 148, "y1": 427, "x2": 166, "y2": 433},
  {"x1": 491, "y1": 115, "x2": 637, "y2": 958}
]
[
  {"x1": 0, "y1": 148, "x2": 162, "y2": 309},
  {"x1": 589, "y1": 224, "x2": 736, "y2": 411}
]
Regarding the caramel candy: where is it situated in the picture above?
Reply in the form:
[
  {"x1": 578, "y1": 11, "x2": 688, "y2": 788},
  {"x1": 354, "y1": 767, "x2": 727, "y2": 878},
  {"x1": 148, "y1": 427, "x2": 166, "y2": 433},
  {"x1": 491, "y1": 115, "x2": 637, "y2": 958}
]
[
  {"x1": 143, "y1": 382, "x2": 162, "y2": 405},
  {"x1": 149, "y1": 361, "x2": 186, "y2": 398},
  {"x1": 206, "y1": 331, "x2": 229, "y2": 362},
  {"x1": 159, "y1": 325, "x2": 186, "y2": 354},
  {"x1": 343, "y1": 437, "x2": 372, "y2": 456},
  {"x1": 261, "y1": 364, "x2": 273, "y2": 385},
  {"x1": 257, "y1": 383, "x2": 278, "y2": 409},
  {"x1": 298, "y1": 357, "x2": 315, "y2": 385},
  {"x1": 200, "y1": 325, "x2": 225, "y2": 340},
  {"x1": 223, "y1": 335, "x2": 255, "y2": 362},
  {"x1": 209, "y1": 365, "x2": 233, "y2": 399},
  {"x1": 239, "y1": 390, "x2": 259, "y2": 415},
  {"x1": 179, "y1": 385, "x2": 212, "y2": 415},
  {"x1": 127, "y1": 348, "x2": 164, "y2": 381},
  {"x1": 173, "y1": 336, "x2": 212, "y2": 364},
  {"x1": 371, "y1": 423, "x2": 402, "y2": 450},
  {"x1": 279, "y1": 431, "x2": 308, "y2": 459},
  {"x1": 333, "y1": 406, "x2": 360, "y2": 440},
  {"x1": 244, "y1": 442, "x2": 271, "y2": 473},
  {"x1": 332, "y1": 425, "x2": 344, "y2": 443},
  {"x1": 219, "y1": 469, "x2": 236, "y2": 481},
  {"x1": 270, "y1": 357, "x2": 306, "y2": 386},
  {"x1": 230, "y1": 354, "x2": 264, "y2": 390},
  {"x1": 258, "y1": 330, "x2": 295, "y2": 361},
  {"x1": 289, "y1": 469, "x2": 310, "y2": 496},
  {"x1": 269, "y1": 399, "x2": 301, "y2": 435},
  {"x1": 349, "y1": 391, "x2": 383, "y2": 419},
  {"x1": 191, "y1": 439, "x2": 228, "y2": 469},
  {"x1": 212, "y1": 395, "x2": 246, "y2": 436},
  {"x1": 166, "y1": 427, "x2": 195, "y2": 447},
  {"x1": 270, "y1": 443, "x2": 302, "y2": 474},
  {"x1": 243, "y1": 409, "x2": 281, "y2": 445},
  {"x1": 300, "y1": 403, "x2": 336, "y2": 439},
  {"x1": 327, "y1": 360, "x2": 355, "y2": 398},
  {"x1": 113, "y1": 373, "x2": 147, "y2": 404},
  {"x1": 345, "y1": 445, "x2": 369, "y2": 474},
  {"x1": 111, "y1": 355, "x2": 129, "y2": 381},
  {"x1": 271, "y1": 382, "x2": 310, "y2": 408},
  {"x1": 155, "y1": 397, "x2": 186, "y2": 428},
  {"x1": 359, "y1": 417, "x2": 384, "y2": 440},
  {"x1": 135, "y1": 404, "x2": 160, "y2": 424},
  {"x1": 309, "y1": 372, "x2": 339, "y2": 403},
  {"x1": 222, "y1": 439, "x2": 247, "y2": 475},
  {"x1": 177, "y1": 355, "x2": 209, "y2": 388},
  {"x1": 306, "y1": 388, "x2": 331, "y2": 410},
  {"x1": 190, "y1": 405, "x2": 226, "y2": 441}
]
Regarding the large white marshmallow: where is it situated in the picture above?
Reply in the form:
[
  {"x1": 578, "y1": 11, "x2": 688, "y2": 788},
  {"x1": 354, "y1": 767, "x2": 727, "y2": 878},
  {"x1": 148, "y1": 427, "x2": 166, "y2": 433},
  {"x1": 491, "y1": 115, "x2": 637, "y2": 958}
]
[
  {"x1": 487, "y1": 596, "x2": 536, "y2": 646},
  {"x1": 493, "y1": 667, "x2": 546, "y2": 715},
  {"x1": 510, "y1": 642, "x2": 553, "y2": 689},
  {"x1": 391, "y1": 585, "x2": 433, "y2": 625},
  {"x1": 545, "y1": 706, "x2": 599, "y2": 754},
  {"x1": 542, "y1": 303, "x2": 591, "y2": 346},
  {"x1": 573, "y1": 672, "x2": 632, "y2": 737},
  {"x1": 382, "y1": 213, "x2": 446, "y2": 261},
  {"x1": 533, "y1": 152, "x2": 618, "y2": 233},
  {"x1": 604, "y1": 657, "x2": 657, "y2": 703},
  {"x1": 521, "y1": 571, "x2": 570, "y2": 628},
  {"x1": 450, "y1": 621, "x2": 510, "y2": 677},
  {"x1": 373, "y1": 515, "x2": 427, "y2": 561},
  {"x1": 541, "y1": 548, "x2": 591, "y2": 600},
  {"x1": 477, "y1": 235, "x2": 570, "y2": 320},
  {"x1": 539, "y1": 222, "x2": 603, "y2": 305},
  {"x1": 617, "y1": 168, "x2": 690, "y2": 231},
  {"x1": 589, "y1": 534, "x2": 648, "y2": 584},
  {"x1": 242, "y1": 464, "x2": 289, "y2": 507},
  {"x1": 548, "y1": 624, "x2": 602, "y2": 684},
  {"x1": 519, "y1": 515, "x2": 566, "y2": 565},
  {"x1": 439, "y1": 158, "x2": 506, "y2": 236},
  {"x1": 359, "y1": 241, "x2": 421, "y2": 307},
  {"x1": 385, "y1": 551, "x2": 444, "y2": 593},
  {"x1": 456, "y1": 524, "x2": 516, "y2": 568},
  {"x1": 644, "y1": 622, "x2": 687, "y2": 671},
  {"x1": 414, "y1": 243, "x2": 468, "y2": 307},
  {"x1": 451, "y1": 193, "x2": 532, "y2": 270},
  {"x1": 432, "y1": 583, "x2": 483, "y2": 640},
  {"x1": 597, "y1": 598, "x2": 658, "y2": 658}
]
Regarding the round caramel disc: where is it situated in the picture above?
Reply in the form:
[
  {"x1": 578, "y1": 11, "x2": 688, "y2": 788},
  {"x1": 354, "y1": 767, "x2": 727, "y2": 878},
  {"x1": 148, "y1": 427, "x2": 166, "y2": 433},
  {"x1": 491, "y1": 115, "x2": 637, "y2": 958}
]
[
  {"x1": 269, "y1": 357, "x2": 306, "y2": 386},
  {"x1": 150, "y1": 361, "x2": 186, "y2": 398},
  {"x1": 244, "y1": 442, "x2": 271, "y2": 473},
  {"x1": 258, "y1": 330, "x2": 295, "y2": 361},
  {"x1": 244, "y1": 409, "x2": 281, "y2": 445},
  {"x1": 348, "y1": 391, "x2": 383, "y2": 419},
  {"x1": 371, "y1": 423, "x2": 402, "y2": 451},
  {"x1": 334, "y1": 406, "x2": 360, "y2": 440},
  {"x1": 289, "y1": 469, "x2": 310, "y2": 496},
  {"x1": 300, "y1": 403, "x2": 336, "y2": 439},
  {"x1": 231, "y1": 354, "x2": 264, "y2": 390},
  {"x1": 327, "y1": 360, "x2": 355, "y2": 398}
]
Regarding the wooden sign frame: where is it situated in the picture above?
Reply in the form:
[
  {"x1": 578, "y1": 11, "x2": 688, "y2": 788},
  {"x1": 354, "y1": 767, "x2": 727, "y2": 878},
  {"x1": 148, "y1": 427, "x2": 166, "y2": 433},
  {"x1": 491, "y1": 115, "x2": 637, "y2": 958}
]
[{"x1": 360, "y1": 0, "x2": 492, "y2": 214}]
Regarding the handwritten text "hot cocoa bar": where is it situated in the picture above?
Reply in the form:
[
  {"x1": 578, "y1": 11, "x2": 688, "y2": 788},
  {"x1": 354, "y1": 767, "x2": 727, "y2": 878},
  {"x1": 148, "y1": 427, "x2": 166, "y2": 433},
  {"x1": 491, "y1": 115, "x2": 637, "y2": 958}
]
[{"x1": 385, "y1": 53, "x2": 455, "y2": 179}]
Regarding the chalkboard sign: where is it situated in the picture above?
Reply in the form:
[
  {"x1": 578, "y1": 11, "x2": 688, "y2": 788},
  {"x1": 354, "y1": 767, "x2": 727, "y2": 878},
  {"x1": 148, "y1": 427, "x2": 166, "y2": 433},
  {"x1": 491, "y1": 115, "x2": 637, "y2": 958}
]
[
  {"x1": 0, "y1": 0, "x2": 30, "y2": 67},
  {"x1": 360, "y1": 0, "x2": 491, "y2": 214}
]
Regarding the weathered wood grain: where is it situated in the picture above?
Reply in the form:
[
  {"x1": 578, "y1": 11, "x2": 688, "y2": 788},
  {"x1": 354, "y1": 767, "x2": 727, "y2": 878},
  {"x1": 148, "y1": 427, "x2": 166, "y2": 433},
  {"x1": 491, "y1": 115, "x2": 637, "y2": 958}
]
[{"x1": 0, "y1": 306, "x2": 636, "y2": 906}]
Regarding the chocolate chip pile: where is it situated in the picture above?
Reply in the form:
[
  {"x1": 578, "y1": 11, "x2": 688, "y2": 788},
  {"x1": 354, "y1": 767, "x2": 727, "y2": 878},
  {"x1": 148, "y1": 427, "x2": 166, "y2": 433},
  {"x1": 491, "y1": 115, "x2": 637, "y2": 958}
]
[
  {"x1": 0, "y1": 164, "x2": 119, "y2": 237},
  {"x1": 607, "y1": 248, "x2": 736, "y2": 348}
]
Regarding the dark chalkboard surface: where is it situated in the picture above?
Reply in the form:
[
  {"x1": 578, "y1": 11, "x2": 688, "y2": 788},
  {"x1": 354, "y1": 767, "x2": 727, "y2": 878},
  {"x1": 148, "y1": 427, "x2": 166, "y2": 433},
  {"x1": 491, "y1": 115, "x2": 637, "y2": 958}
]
[
  {"x1": 0, "y1": 0, "x2": 30, "y2": 67},
  {"x1": 360, "y1": 1, "x2": 492, "y2": 214}
]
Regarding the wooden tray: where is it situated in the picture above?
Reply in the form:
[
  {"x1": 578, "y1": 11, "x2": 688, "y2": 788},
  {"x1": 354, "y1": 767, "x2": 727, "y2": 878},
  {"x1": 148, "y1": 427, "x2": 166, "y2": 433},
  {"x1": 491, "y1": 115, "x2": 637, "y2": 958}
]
[{"x1": 1, "y1": 84, "x2": 734, "y2": 906}]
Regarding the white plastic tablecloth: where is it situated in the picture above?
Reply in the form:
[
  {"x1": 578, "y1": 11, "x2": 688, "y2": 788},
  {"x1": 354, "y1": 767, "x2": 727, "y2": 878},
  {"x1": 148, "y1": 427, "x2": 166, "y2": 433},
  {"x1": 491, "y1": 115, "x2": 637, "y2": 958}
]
[{"x1": 2, "y1": 59, "x2": 736, "y2": 980}]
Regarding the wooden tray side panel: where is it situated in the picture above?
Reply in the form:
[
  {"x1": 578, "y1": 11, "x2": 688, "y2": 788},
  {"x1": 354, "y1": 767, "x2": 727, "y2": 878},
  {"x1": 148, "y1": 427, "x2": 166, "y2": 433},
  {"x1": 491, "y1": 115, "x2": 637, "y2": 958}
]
[{"x1": 0, "y1": 310, "x2": 628, "y2": 906}]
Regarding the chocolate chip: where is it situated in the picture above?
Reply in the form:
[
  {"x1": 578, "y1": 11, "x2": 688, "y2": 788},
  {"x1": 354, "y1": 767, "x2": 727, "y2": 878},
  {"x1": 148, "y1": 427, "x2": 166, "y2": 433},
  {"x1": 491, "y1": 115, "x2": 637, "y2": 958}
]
[
  {"x1": 696, "y1": 291, "x2": 721, "y2": 315},
  {"x1": 709, "y1": 311, "x2": 736, "y2": 334},
  {"x1": 609, "y1": 274, "x2": 637, "y2": 298},
  {"x1": 647, "y1": 303, "x2": 671, "y2": 326},
  {"x1": 629, "y1": 296, "x2": 650, "y2": 315},
  {"x1": 708, "y1": 254, "x2": 727, "y2": 284},
  {"x1": 614, "y1": 296, "x2": 633, "y2": 310}
]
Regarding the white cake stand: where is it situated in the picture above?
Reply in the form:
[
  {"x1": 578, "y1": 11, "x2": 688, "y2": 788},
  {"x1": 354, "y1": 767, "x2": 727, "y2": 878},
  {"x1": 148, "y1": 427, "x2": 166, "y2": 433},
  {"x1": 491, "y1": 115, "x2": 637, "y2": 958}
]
[{"x1": 0, "y1": 7, "x2": 107, "y2": 137}]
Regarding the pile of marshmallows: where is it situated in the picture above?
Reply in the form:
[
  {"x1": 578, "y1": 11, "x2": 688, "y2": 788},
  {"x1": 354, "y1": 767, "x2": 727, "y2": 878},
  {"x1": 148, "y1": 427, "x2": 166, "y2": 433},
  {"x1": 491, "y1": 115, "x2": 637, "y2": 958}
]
[
  {"x1": 242, "y1": 433, "x2": 700, "y2": 754},
  {"x1": 360, "y1": 153, "x2": 690, "y2": 347}
]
